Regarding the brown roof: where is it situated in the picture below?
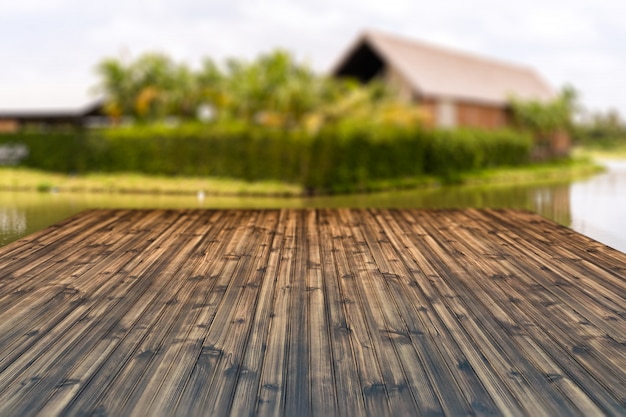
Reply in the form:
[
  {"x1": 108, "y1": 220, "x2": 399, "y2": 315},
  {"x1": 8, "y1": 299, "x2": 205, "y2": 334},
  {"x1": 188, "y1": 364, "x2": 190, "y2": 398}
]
[{"x1": 332, "y1": 30, "x2": 555, "y2": 106}]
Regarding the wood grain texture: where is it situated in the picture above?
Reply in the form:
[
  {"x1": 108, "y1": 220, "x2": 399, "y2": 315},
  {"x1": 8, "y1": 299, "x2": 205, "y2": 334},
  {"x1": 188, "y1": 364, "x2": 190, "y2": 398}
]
[{"x1": 0, "y1": 209, "x2": 624, "y2": 416}]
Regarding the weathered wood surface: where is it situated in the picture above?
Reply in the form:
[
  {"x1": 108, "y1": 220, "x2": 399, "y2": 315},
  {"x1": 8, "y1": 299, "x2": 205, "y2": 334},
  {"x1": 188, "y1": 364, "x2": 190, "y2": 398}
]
[{"x1": 0, "y1": 208, "x2": 624, "y2": 416}]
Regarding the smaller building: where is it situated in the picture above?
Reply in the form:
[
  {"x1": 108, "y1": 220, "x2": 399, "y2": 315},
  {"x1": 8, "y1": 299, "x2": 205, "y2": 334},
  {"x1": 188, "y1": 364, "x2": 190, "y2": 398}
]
[
  {"x1": 0, "y1": 100, "x2": 107, "y2": 133},
  {"x1": 331, "y1": 30, "x2": 555, "y2": 131}
]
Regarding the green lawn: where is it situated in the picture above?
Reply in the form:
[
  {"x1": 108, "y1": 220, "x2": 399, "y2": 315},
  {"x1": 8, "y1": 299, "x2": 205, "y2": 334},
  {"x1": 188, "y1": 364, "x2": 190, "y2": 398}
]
[
  {"x1": 572, "y1": 144, "x2": 626, "y2": 160},
  {"x1": 460, "y1": 155, "x2": 604, "y2": 186},
  {"x1": 0, "y1": 155, "x2": 603, "y2": 197},
  {"x1": 0, "y1": 168, "x2": 303, "y2": 196}
]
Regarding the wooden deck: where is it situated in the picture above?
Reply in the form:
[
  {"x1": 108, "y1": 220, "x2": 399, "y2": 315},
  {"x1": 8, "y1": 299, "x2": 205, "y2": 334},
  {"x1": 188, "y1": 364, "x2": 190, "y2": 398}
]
[{"x1": 0, "y1": 209, "x2": 624, "y2": 416}]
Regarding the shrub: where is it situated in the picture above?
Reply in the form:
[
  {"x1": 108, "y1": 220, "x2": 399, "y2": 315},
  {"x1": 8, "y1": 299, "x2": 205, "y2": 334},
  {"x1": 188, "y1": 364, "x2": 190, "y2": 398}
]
[
  {"x1": 0, "y1": 131, "x2": 86, "y2": 172},
  {"x1": 0, "y1": 123, "x2": 532, "y2": 194}
]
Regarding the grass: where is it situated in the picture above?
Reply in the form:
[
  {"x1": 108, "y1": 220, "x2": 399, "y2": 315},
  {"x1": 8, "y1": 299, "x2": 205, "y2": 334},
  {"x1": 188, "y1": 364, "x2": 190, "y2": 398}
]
[
  {"x1": 0, "y1": 154, "x2": 605, "y2": 198},
  {"x1": 0, "y1": 168, "x2": 303, "y2": 197},
  {"x1": 572, "y1": 143, "x2": 626, "y2": 160},
  {"x1": 460, "y1": 156, "x2": 604, "y2": 187}
]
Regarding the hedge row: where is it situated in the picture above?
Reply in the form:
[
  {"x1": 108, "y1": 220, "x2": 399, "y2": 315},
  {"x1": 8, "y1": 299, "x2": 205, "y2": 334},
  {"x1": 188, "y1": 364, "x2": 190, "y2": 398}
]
[{"x1": 0, "y1": 123, "x2": 532, "y2": 193}]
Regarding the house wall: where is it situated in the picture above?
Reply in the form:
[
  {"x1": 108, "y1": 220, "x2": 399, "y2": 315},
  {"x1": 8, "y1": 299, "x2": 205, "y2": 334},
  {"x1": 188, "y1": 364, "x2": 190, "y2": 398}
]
[
  {"x1": 419, "y1": 97, "x2": 571, "y2": 159},
  {"x1": 378, "y1": 70, "x2": 510, "y2": 130},
  {"x1": 456, "y1": 101, "x2": 510, "y2": 129},
  {"x1": 551, "y1": 130, "x2": 571, "y2": 158},
  {"x1": 417, "y1": 98, "x2": 509, "y2": 130},
  {"x1": 0, "y1": 120, "x2": 19, "y2": 133}
]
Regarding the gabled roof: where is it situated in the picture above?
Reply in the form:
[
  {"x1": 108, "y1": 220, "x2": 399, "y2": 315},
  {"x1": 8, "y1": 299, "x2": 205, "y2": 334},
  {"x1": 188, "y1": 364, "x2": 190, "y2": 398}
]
[
  {"x1": 332, "y1": 30, "x2": 555, "y2": 106},
  {"x1": 0, "y1": 99, "x2": 105, "y2": 123}
]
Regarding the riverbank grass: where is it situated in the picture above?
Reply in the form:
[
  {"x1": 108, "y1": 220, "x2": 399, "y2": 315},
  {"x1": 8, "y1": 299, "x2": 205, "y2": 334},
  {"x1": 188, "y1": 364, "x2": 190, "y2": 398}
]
[
  {"x1": 572, "y1": 144, "x2": 626, "y2": 160},
  {"x1": 0, "y1": 156, "x2": 603, "y2": 197},
  {"x1": 461, "y1": 156, "x2": 604, "y2": 186},
  {"x1": 0, "y1": 168, "x2": 303, "y2": 196}
]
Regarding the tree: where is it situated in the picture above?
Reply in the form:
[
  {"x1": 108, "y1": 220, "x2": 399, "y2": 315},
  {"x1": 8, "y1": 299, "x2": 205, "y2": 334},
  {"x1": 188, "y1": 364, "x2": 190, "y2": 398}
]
[
  {"x1": 216, "y1": 50, "x2": 324, "y2": 126},
  {"x1": 509, "y1": 85, "x2": 578, "y2": 135},
  {"x1": 509, "y1": 86, "x2": 578, "y2": 158},
  {"x1": 95, "y1": 58, "x2": 134, "y2": 122},
  {"x1": 93, "y1": 48, "x2": 430, "y2": 129},
  {"x1": 572, "y1": 108, "x2": 626, "y2": 147},
  {"x1": 95, "y1": 52, "x2": 196, "y2": 122}
]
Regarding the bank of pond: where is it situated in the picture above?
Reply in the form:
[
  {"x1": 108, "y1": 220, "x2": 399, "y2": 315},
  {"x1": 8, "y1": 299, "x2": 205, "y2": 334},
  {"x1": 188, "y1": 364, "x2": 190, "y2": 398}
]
[
  {"x1": 1, "y1": 122, "x2": 536, "y2": 194},
  {"x1": 2, "y1": 160, "x2": 626, "y2": 254}
]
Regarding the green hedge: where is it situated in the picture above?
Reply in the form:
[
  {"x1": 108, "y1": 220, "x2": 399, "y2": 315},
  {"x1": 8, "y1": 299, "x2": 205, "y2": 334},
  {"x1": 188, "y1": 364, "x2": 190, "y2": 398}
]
[
  {"x1": 89, "y1": 123, "x2": 309, "y2": 181},
  {"x1": 0, "y1": 123, "x2": 532, "y2": 193},
  {"x1": 424, "y1": 129, "x2": 534, "y2": 181},
  {"x1": 0, "y1": 131, "x2": 86, "y2": 172}
]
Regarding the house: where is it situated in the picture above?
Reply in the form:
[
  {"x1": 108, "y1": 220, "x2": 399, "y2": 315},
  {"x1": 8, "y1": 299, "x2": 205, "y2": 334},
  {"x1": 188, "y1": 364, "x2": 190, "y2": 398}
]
[
  {"x1": 331, "y1": 30, "x2": 555, "y2": 131},
  {"x1": 0, "y1": 100, "x2": 107, "y2": 133}
]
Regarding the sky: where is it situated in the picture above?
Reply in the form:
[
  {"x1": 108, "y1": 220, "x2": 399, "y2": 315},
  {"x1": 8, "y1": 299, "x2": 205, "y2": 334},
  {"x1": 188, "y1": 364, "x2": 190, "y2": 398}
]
[{"x1": 1, "y1": 0, "x2": 625, "y2": 116}]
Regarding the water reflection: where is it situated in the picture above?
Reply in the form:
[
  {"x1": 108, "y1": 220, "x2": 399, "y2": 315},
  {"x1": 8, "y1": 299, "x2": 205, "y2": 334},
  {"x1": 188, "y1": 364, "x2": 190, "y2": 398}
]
[
  {"x1": 570, "y1": 160, "x2": 626, "y2": 253},
  {"x1": 0, "y1": 208, "x2": 27, "y2": 245},
  {"x1": 1, "y1": 163, "x2": 625, "y2": 252},
  {"x1": 302, "y1": 183, "x2": 572, "y2": 226}
]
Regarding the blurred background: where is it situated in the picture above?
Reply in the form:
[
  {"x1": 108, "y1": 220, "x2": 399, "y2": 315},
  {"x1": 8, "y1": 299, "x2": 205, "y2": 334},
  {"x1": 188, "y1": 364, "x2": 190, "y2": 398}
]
[
  {"x1": 1, "y1": 0, "x2": 625, "y2": 113},
  {"x1": 1, "y1": 0, "x2": 626, "y2": 251}
]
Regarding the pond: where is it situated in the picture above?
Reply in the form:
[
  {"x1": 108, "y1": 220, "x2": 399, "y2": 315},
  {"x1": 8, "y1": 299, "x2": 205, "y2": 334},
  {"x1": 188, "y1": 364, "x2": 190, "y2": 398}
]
[{"x1": 1, "y1": 160, "x2": 626, "y2": 253}]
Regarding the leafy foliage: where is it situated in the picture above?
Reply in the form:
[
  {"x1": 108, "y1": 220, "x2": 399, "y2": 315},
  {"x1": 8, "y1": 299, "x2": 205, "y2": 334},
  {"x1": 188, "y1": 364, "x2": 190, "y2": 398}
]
[
  {"x1": 94, "y1": 50, "x2": 428, "y2": 129},
  {"x1": 18, "y1": 48, "x2": 537, "y2": 193},
  {"x1": 511, "y1": 87, "x2": 578, "y2": 134},
  {"x1": 509, "y1": 86, "x2": 578, "y2": 135},
  {"x1": 572, "y1": 109, "x2": 626, "y2": 148},
  {"x1": 509, "y1": 86, "x2": 578, "y2": 160},
  {"x1": 95, "y1": 52, "x2": 199, "y2": 122},
  {"x1": 0, "y1": 124, "x2": 532, "y2": 194}
]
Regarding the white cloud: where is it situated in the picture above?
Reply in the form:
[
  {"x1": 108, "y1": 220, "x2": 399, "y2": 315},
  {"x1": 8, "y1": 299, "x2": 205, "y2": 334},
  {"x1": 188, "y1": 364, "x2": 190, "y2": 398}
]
[
  {"x1": 0, "y1": 82, "x2": 93, "y2": 111},
  {"x1": 0, "y1": 0, "x2": 72, "y2": 13},
  {"x1": 520, "y1": 7, "x2": 599, "y2": 45},
  {"x1": 359, "y1": 0, "x2": 411, "y2": 18}
]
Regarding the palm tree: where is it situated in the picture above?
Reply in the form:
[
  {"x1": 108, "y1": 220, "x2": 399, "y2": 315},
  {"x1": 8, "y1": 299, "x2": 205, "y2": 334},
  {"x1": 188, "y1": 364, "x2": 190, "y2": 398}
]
[
  {"x1": 94, "y1": 58, "x2": 134, "y2": 122},
  {"x1": 93, "y1": 48, "x2": 429, "y2": 128}
]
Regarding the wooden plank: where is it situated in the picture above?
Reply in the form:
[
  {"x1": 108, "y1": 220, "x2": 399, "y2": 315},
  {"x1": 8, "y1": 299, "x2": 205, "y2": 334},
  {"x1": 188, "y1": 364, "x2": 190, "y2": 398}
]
[
  {"x1": 200, "y1": 210, "x2": 280, "y2": 416},
  {"x1": 303, "y1": 209, "x2": 338, "y2": 416},
  {"x1": 453, "y1": 209, "x2": 626, "y2": 413},
  {"x1": 126, "y1": 210, "x2": 250, "y2": 417},
  {"x1": 0, "y1": 210, "x2": 164, "y2": 361},
  {"x1": 228, "y1": 209, "x2": 288, "y2": 416},
  {"x1": 428, "y1": 209, "x2": 614, "y2": 415},
  {"x1": 479, "y1": 209, "x2": 626, "y2": 331},
  {"x1": 63, "y1": 210, "x2": 231, "y2": 416},
  {"x1": 0, "y1": 209, "x2": 128, "y2": 301},
  {"x1": 0, "y1": 209, "x2": 112, "y2": 265},
  {"x1": 325, "y1": 209, "x2": 394, "y2": 416},
  {"x1": 55, "y1": 210, "x2": 226, "y2": 416},
  {"x1": 283, "y1": 209, "x2": 312, "y2": 416},
  {"x1": 0, "y1": 209, "x2": 623, "y2": 417},
  {"x1": 170, "y1": 210, "x2": 266, "y2": 417},
  {"x1": 417, "y1": 209, "x2": 604, "y2": 414},
  {"x1": 467, "y1": 210, "x2": 626, "y2": 356},
  {"x1": 383, "y1": 209, "x2": 528, "y2": 416},
  {"x1": 0, "y1": 210, "x2": 212, "y2": 416},
  {"x1": 365, "y1": 208, "x2": 500, "y2": 416},
  {"x1": 338, "y1": 209, "x2": 440, "y2": 416},
  {"x1": 37, "y1": 211, "x2": 236, "y2": 417},
  {"x1": 403, "y1": 209, "x2": 588, "y2": 415},
  {"x1": 0, "y1": 210, "x2": 185, "y2": 383},
  {"x1": 316, "y1": 209, "x2": 366, "y2": 417},
  {"x1": 255, "y1": 208, "x2": 297, "y2": 417}
]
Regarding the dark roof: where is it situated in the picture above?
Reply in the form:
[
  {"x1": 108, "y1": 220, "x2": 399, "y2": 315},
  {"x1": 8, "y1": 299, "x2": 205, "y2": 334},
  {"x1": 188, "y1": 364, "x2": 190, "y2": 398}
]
[{"x1": 0, "y1": 99, "x2": 105, "y2": 124}]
